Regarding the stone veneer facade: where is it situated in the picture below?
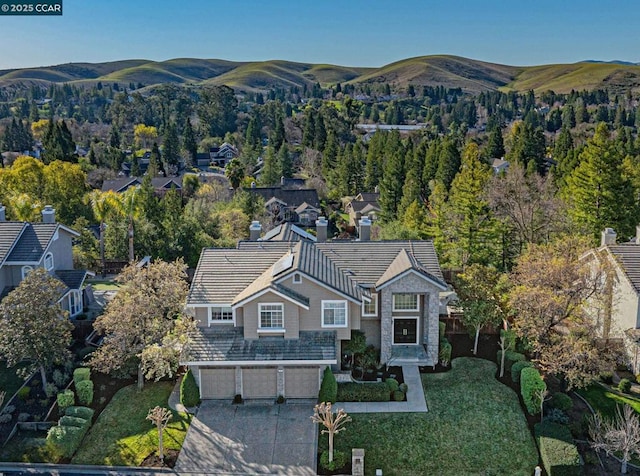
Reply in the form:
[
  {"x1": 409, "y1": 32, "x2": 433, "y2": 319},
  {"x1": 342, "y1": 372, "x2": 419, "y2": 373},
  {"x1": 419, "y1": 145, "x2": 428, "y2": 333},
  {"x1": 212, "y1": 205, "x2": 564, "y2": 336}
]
[{"x1": 379, "y1": 272, "x2": 441, "y2": 363}]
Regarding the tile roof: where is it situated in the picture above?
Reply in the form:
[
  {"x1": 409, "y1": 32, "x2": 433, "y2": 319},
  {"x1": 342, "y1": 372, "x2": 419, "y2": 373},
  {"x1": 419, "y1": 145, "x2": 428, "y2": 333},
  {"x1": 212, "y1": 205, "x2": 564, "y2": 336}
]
[
  {"x1": 260, "y1": 223, "x2": 316, "y2": 242},
  {"x1": 55, "y1": 270, "x2": 88, "y2": 291},
  {"x1": 376, "y1": 249, "x2": 447, "y2": 289},
  {"x1": 607, "y1": 244, "x2": 640, "y2": 294},
  {"x1": 249, "y1": 187, "x2": 320, "y2": 209},
  {"x1": 0, "y1": 222, "x2": 26, "y2": 264},
  {"x1": 185, "y1": 327, "x2": 337, "y2": 363},
  {"x1": 5, "y1": 223, "x2": 58, "y2": 262}
]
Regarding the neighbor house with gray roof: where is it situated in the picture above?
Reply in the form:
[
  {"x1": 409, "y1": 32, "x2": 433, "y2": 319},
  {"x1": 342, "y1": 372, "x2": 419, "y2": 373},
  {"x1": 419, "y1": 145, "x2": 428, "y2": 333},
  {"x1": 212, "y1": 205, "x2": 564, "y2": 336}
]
[
  {"x1": 0, "y1": 204, "x2": 89, "y2": 318},
  {"x1": 182, "y1": 217, "x2": 447, "y2": 400}
]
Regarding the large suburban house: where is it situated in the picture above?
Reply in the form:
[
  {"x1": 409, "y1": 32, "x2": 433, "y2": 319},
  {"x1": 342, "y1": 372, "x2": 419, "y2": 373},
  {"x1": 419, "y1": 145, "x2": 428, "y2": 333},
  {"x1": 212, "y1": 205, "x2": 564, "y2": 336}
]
[
  {"x1": 0, "y1": 205, "x2": 89, "y2": 318},
  {"x1": 248, "y1": 186, "x2": 321, "y2": 227},
  {"x1": 345, "y1": 192, "x2": 381, "y2": 226},
  {"x1": 584, "y1": 228, "x2": 640, "y2": 374},
  {"x1": 101, "y1": 176, "x2": 183, "y2": 194},
  {"x1": 182, "y1": 218, "x2": 447, "y2": 400},
  {"x1": 195, "y1": 143, "x2": 239, "y2": 168}
]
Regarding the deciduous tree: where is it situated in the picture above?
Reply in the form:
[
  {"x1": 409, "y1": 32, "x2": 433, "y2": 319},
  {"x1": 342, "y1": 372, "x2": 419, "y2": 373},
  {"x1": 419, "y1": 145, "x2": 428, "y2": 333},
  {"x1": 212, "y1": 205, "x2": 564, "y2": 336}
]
[
  {"x1": 146, "y1": 406, "x2": 173, "y2": 462},
  {"x1": 311, "y1": 402, "x2": 351, "y2": 464},
  {"x1": 590, "y1": 405, "x2": 640, "y2": 474}
]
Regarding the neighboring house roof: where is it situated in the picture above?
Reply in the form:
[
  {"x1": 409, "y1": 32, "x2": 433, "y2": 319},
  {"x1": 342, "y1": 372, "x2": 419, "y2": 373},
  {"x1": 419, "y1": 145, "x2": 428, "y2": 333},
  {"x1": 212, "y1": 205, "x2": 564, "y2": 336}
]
[
  {"x1": 294, "y1": 202, "x2": 320, "y2": 214},
  {"x1": 102, "y1": 176, "x2": 183, "y2": 193},
  {"x1": 261, "y1": 223, "x2": 316, "y2": 242},
  {"x1": 0, "y1": 222, "x2": 26, "y2": 265},
  {"x1": 606, "y1": 244, "x2": 640, "y2": 294},
  {"x1": 55, "y1": 270, "x2": 89, "y2": 291},
  {"x1": 355, "y1": 192, "x2": 380, "y2": 202},
  {"x1": 249, "y1": 187, "x2": 320, "y2": 209},
  {"x1": 5, "y1": 223, "x2": 59, "y2": 262},
  {"x1": 187, "y1": 327, "x2": 337, "y2": 363}
]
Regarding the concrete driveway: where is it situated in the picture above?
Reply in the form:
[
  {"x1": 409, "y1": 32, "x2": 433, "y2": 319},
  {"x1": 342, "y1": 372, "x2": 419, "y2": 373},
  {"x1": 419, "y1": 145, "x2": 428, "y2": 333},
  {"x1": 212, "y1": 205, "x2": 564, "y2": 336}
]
[{"x1": 175, "y1": 402, "x2": 317, "y2": 475}]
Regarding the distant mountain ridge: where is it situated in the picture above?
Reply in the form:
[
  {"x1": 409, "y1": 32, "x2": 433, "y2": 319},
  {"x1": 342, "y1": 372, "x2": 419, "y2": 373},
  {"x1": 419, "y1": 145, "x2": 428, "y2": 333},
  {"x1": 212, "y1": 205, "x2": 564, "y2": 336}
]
[{"x1": 2, "y1": 55, "x2": 640, "y2": 94}]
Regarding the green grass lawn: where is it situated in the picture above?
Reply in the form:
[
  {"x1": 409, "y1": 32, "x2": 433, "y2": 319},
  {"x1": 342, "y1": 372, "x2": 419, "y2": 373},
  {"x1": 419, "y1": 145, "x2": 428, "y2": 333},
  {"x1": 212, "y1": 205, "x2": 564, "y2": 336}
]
[
  {"x1": 0, "y1": 361, "x2": 29, "y2": 408},
  {"x1": 577, "y1": 383, "x2": 640, "y2": 419},
  {"x1": 72, "y1": 381, "x2": 191, "y2": 465},
  {"x1": 85, "y1": 279, "x2": 121, "y2": 291},
  {"x1": 321, "y1": 357, "x2": 538, "y2": 476}
]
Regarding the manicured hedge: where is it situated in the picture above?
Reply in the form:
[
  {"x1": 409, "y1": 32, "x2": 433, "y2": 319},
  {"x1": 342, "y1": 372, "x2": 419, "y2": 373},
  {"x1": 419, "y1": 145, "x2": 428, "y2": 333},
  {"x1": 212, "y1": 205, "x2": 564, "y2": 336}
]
[
  {"x1": 318, "y1": 366, "x2": 337, "y2": 403},
  {"x1": 511, "y1": 360, "x2": 534, "y2": 383},
  {"x1": 520, "y1": 367, "x2": 546, "y2": 415},
  {"x1": 57, "y1": 389, "x2": 75, "y2": 412},
  {"x1": 551, "y1": 393, "x2": 573, "y2": 412},
  {"x1": 535, "y1": 421, "x2": 582, "y2": 476},
  {"x1": 59, "y1": 415, "x2": 89, "y2": 430},
  {"x1": 47, "y1": 424, "x2": 84, "y2": 458},
  {"x1": 180, "y1": 369, "x2": 200, "y2": 407},
  {"x1": 66, "y1": 406, "x2": 94, "y2": 421},
  {"x1": 337, "y1": 382, "x2": 391, "y2": 402},
  {"x1": 73, "y1": 367, "x2": 91, "y2": 386},
  {"x1": 76, "y1": 380, "x2": 94, "y2": 406}
]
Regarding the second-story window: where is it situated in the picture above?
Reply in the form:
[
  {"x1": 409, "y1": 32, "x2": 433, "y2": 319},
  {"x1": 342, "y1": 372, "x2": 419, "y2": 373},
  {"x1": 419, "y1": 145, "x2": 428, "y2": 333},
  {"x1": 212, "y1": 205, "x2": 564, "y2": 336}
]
[
  {"x1": 322, "y1": 300, "x2": 348, "y2": 327},
  {"x1": 209, "y1": 306, "x2": 233, "y2": 323},
  {"x1": 44, "y1": 252, "x2": 54, "y2": 271},
  {"x1": 259, "y1": 303, "x2": 284, "y2": 329},
  {"x1": 362, "y1": 293, "x2": 378, "y2": 316},
  {"x1": 393, "y1": 293, "x2": 419, "y2": 312}
]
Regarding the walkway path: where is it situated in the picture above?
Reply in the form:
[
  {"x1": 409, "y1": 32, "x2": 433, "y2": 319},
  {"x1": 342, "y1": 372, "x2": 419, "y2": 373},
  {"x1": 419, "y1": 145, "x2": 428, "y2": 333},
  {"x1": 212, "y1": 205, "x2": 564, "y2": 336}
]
[{"x1": 335, "y1": 365, "x2": 427, "y2": 413}]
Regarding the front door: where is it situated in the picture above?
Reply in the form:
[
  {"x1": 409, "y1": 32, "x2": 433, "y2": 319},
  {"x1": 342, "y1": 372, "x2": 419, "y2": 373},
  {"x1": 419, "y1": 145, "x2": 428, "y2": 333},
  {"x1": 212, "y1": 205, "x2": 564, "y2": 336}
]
[{"x1": 394, "y1": 318, "x2": 418, "y2": 344}]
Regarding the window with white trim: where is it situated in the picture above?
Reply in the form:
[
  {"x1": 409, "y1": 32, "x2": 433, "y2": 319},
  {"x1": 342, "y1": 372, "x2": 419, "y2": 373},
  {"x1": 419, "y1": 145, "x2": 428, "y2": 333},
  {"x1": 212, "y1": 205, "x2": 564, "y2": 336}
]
[
  {"x1": 362, "y1": 293, "x2": 378, "y2": 316},
  {"x1": 209, "y1": 306, "x2": 233, "y2": 323},
  {"x1": 44, "y1": 252, "x2": 54, "y2": 271},
  {"x1": 292, "y1": 273, "x2": 302, "y2": 284},
  {"x1": 393, "y1": 293, "x2": 419, "y2": 311},
  {"x1": 21, "y1": 265, "x2": 33, "y2": 280},
  {"x1": 322, "y1": 300, "x2": 348, "y2": 327},
  {"x1": 70, "y1": 290, "x2": 82, "y2": 316},
  {"x1": 259, "y1": 303, "x2": 284, "y2": 329}
]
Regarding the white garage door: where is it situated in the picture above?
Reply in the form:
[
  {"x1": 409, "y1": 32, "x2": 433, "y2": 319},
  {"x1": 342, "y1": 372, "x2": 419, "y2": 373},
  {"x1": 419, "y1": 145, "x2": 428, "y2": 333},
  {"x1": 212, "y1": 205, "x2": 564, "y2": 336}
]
[
  {"x1": 285, "y1": 367, "x2": 319, "y2": 398},
  {"x1": 243, "y1": 367, "x2": 278, "y2": 399},
  {"x1": 200, "y1": 368, "x2": 235, "y2": 399}
]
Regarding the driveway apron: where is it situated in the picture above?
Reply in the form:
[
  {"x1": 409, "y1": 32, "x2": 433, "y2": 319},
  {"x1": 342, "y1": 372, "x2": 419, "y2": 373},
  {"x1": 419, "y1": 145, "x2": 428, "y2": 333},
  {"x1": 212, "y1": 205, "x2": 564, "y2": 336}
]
[{"x1": 175, "y1": 402, "x2": 317, "y2": 475}]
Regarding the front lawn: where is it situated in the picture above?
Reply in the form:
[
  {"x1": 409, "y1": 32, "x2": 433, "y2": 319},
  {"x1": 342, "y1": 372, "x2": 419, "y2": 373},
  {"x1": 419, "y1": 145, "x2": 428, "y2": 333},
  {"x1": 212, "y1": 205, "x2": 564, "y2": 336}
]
[
  {"x1": 72, "y1": 381, "x2": 191, "y2": 465},
  {"x1": 85, "y1": 279, "x2": 121, "y2": 291},
  {"x1": 577, "y1": 383, "x2": 640, "y2": 419},
  {"x1": 0, "y1": 361, "x2": 29, "y2": 408},
  {"x1": 321, "y1": 357, "x2": 538, "y2": 476}
]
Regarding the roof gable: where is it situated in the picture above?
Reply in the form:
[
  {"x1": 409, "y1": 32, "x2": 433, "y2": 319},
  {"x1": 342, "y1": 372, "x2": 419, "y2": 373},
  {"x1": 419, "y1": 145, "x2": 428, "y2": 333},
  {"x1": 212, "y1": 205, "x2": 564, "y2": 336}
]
[
  {"x1": 604, "y1": 244, "x2": 640, "y2": 294},
  {"x1": 5, "y1": 223, "x2": 59, "y2": 263},
  {"x1": 0, "y1": 222, "x2": 27, "y2": 265}
]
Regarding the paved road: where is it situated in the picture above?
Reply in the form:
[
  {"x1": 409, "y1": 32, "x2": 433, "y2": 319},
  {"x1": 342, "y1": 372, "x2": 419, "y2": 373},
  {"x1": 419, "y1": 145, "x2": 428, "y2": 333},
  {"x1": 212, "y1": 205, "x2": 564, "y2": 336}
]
[{"x1": 175, "y1": 402, "x2": 317, "y2": 475}]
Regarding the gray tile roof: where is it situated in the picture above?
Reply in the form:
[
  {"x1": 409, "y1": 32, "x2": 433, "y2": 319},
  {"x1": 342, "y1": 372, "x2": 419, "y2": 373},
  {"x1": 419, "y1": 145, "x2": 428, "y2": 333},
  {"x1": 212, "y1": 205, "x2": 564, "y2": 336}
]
[
  {"x1": 607, "y1": 244, "x2": 640, "y2": 293},
  {"x1": 55, "y1": 270, "x2": 88, "y2": 291},
  {"x1": 249, "y1": 187, "x2": 320, "y2": 209},
  {"x1": 0, "y1": 222, "x2": 26, "y2": 264},
  {"x1": 5, "y1": 223, "x2": 58, "y2": 262},
  {"x1": 376, "y1": 248, "x2": 447, "y2": 289},
  {"x1": 185, "y1": 327, "x2": 337, "y2": 363},
  {"x1": 261, "y1": 223, "x2": 316, "y2": 242}
]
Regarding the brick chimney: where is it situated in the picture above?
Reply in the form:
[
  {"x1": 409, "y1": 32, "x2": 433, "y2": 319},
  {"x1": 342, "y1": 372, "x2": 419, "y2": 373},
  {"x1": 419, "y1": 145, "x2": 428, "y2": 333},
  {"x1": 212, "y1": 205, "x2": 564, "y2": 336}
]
[
  {"x1": 249, "y1": 221, "x2": 262, "y2": 241},
  {"x1": 42, "y1": 205, "x2": 56, "y2": 224},
  {"x1": 316, "y1": 216, "x2": 328, "y2": 243},
  {"x1": 359, "y1": 217, "x2": 371, "y2": 241},
  {"x1": 601, "y1": 228, "x2": 616, "y2": 247}
]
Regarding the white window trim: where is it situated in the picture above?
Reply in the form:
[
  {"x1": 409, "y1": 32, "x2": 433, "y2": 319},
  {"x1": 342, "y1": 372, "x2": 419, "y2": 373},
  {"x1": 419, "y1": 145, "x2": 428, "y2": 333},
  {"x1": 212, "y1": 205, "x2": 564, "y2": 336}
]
[
  {"x1": 208, "y1": 305, "x2": 234, "y2": 325},
  {"x1": 21, "y1": 265, "x2": 33, "y2": 280},
  {"x1": 362, "y1": 293, "x2": 378, "y2": 317},
  {"x1": 292, "y1": 273, "x2": 302, "y2": 284},
  {"x1": 392, "y1": 315, "x2": 420, "y2": 345},
  {"x1": 392, "y1": 293, "x2": 420, "y2": 312},
  {"x1": 321, "y1": 300, "x2": 348, "y2": 328},
  {"x1": 44, "y1": 252, "x2": 54, "y2": 271},
  {"x1": 69, "y1": 290, "x2": 82, "y2": 317},
  {"x1": 258, "y1": 302, "x2": 285, "y2": 331}
]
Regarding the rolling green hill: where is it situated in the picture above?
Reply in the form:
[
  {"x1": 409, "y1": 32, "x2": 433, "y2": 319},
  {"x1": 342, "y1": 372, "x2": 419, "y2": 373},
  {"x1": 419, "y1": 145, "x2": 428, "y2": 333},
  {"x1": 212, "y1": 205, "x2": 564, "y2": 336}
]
[{"x1": 1, "y1": 55, "x2": 640, "y2": 94}]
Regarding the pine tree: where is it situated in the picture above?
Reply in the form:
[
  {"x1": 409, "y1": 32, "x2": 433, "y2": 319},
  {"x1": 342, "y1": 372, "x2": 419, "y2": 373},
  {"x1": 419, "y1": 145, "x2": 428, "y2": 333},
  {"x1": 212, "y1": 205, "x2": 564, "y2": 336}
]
[
  {"x1": 486, "y1": 128, "x2": 505, "y2": 159},
  {"x1": 182, "y1": 118, "x2": 197, "y2": 168},
  {"x1": 378, "y1": 131, "x2": 405, "y2": 221},
  {"x1": 565, "y1": 122, "x2": 638, "y2": 240},
  {"x1": 259, "y1": 146, "x2": 279, "y2": 186},
  {"x1": 435, "y1": 136, "x2": 461, "y2": 190},
  {"x1": 277, "y1": 143, "x2": 293, "y2": 179}
]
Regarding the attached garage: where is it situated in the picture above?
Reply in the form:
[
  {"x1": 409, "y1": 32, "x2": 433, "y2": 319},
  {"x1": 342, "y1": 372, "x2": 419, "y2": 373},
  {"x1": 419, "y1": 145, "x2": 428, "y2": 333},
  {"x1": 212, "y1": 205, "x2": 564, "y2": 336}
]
[
  {"x1": 285, "y1": 367, "x2": 320, "y2": 398},
  {"x1": 242, "y1": 367, "x2": 278, "y2": 398},
  {"x1": 199, "y1": 368, "x2": 235, "y2": 399}
]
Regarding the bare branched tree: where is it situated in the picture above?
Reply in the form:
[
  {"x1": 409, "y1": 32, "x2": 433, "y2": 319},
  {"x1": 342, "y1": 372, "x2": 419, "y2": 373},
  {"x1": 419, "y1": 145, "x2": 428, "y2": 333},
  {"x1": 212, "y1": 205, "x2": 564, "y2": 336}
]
[
  {"x1": 146, "y1": 406, "x2": 173, "y2": 462},
  {"x1": 311, "y1": 402, "x2": 351, "y2": 463},
  {"x1": 590, "y1": 405, "x2": 640, "y2": 474}
]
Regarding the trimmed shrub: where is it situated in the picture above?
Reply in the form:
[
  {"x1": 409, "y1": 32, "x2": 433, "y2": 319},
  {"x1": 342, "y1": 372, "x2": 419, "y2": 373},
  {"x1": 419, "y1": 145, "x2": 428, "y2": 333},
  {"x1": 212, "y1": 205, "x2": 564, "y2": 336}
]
[
  {"x1": 320, "y1": 450, "x2": 348, "y2": 471},
  {"x1": 0, "y1": 413, "x2": 11, "y2": 424},
  {"x1": 318, "y1": 367, "x2": 337, "y2": 403},
  {"x1": 393, "y1": 390, "x2": 405, "y2": 401},
  {"x1": 44, "y1": 382, "x2": 59, "y2": 399},
  {"x1": 17, "y1": 386, "x2": 31, "y2": 401},
  {"x1": 18, "y1": 412, "x2": 30, "y2": 422},
  {"x1": 599, "y1": 371, "x2": 614, "y2": 384},
  {"x1": 398, "y1": 382, "x2": 408, "y2": 393},
  {"x1": 47, "y1": 424, "x2": 84, "y2": 458},
  {"x1": 180, "y1": 369, "x2": 200, "y2": 407},
  {"x1": 498, "y1": 350, "x2": 526, "y2": 371},
  {"x1": 619, "y1": 378, "x2": 632, "y2": 393},
  {"x1": 73, "y1": 367, "x2": 90, "y2": 386},
  {"x1": 520, "y1": 367, "x2": 546, "y2": 415},
  {"x1": 511, "y1": 360, "x2": 534, "y2": 383},
  {"x1": 535, "y1": 421, "x2": 582, "y2": 476},
  {"x1": 65, "y1": 406, "x2": 94, "y2": 421},
  {"x1": 59, "y1": 415, "x2": 88, "y2": 430},
  {"x1": 52, "y1": 369, "x2": 69, "y2": 388},
  {"x1": 551, "y1": 393, "x2": 573, "y2": 412},
  {"x1": 76, "y1": 380, "x2": 94, "y2": 406},
  {"x1": 439, "y1": 339, "x2": 452, "y2": 366},
  {"x1": 385, "y1": 378, "x2": 399, "y2": 392},
  {"x1": 57, "y1": 390, "x2": 75, "y2": 413},
  {"x1": 545, "y1": 408, "x2": 570, "y2": 425},
  {"x1": 439, "y1": 321, "x2": 446, "y2": 340},
  {"x1": 2, "y1": 404, "x2": 16, "y2": 415},
  {"x1": 337, "y1": 382, "x2": 390, "y2": 402}
]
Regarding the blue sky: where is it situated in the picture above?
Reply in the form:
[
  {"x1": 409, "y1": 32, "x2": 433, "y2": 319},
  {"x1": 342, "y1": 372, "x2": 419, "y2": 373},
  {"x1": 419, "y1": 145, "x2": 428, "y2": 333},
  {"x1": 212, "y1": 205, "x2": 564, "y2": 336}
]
[{"x1": 0, "y1": 0, "x2": 638, "y2": 70}]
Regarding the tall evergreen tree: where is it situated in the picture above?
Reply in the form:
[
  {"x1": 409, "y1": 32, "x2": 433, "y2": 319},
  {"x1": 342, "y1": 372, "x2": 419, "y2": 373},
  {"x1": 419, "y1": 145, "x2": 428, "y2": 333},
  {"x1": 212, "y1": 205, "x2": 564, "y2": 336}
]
[
  {"x1": 277, "y1": 143, "x2": 293, "y2": 179},
  {"x1": 182, "y1": 117, "x2": 197, "y2": 168},
  {"x1": 486, "y1": 128, "x2": 505, "y2": 159},
  {"x1": 435, "y1": 136, "x2": 461, "y2": 191},
  {"x1": 162, "y1": 122, "x2": 180, "y2": 174},
  {"x1": 378, "y1": 131, "x2": 405, "y2": 221},
  {"x1": 259, "y1": 146, "x2": 279, "y2": 186}
]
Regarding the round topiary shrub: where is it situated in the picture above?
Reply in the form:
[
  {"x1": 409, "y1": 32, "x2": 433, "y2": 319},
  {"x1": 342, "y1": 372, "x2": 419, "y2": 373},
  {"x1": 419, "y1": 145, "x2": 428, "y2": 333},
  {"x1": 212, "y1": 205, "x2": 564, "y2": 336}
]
[
  {"x1": 17, "y1": 386, "x2": 31, "y2": 401},
  {"x1": 551, "y1": 392, "x2": 573, "y2": 412},
  {"x1": 393, "y1": 390, "x2": 405, "y2": 401},
  {"x1": 57, "y1": 390, "x2": 75, "y2": 413},
  {"x1": 398, "y1": 382, "x2": 408, "y2": 393},
  {"x1": 320, "y1": 450, "x2": 348, "y2": 471},
  {"x1": 385, "y1": 378, "x2": 399, "y2": 392},
  {"x1": 619, "y1": 378, "x2": 632, "y2": 394},
  {"x1": 76, "y1": 380, "x2": 94, "y2": 406}
]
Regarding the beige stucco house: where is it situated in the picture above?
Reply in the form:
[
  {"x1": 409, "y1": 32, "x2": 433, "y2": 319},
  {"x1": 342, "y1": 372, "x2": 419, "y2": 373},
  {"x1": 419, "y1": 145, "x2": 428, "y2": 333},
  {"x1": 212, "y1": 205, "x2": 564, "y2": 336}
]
[
  {"x1": 0, "y1": 205, "x2": 90, "y2": 318},
  {"x1": 182, "y1": 218, "x2": 447, "y2": 400}
]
